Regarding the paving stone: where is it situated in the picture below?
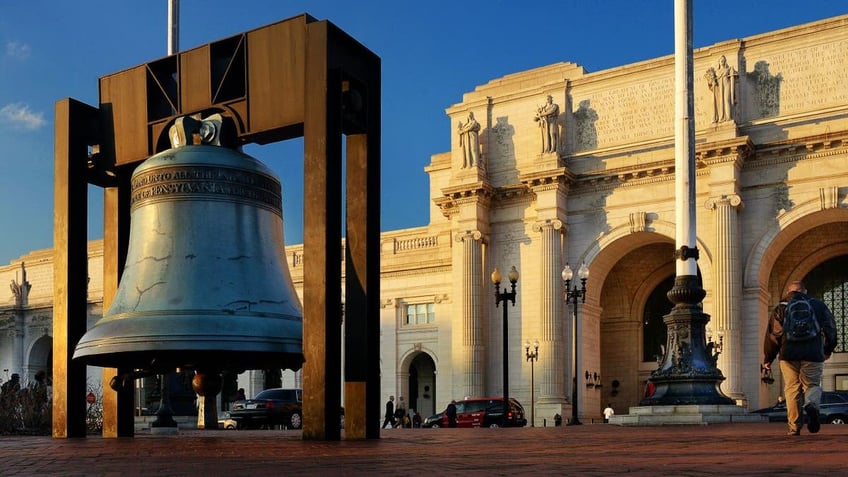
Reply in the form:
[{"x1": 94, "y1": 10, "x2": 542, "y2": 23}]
[{"x1": 0, "y1": 423, "x2": 845, "y2": 475}]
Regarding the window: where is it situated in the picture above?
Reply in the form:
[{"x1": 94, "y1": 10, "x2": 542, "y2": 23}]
[
  {"x1": 805, "y1": 255, "x2": 848, "y2": 353},
  {"x1": 405, "y1": 303, "x2": 435, "y2": 326}
]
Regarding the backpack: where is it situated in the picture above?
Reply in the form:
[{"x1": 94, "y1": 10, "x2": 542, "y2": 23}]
[{"x1": 782, "y1": 297, "x2": 820, "y2": 342}]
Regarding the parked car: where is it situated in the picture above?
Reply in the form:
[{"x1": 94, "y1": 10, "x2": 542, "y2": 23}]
[
  {"x1": 751, "y1": 391, "x2": 848, "y2": 424},
  {"x1": 229, "y1": 388, "x2": 303, "y2": 429},
  {"x1": 422, "y1": 412, "x2": 444, "y2": 428},
  {"x1": 217, "y1": 411, "x2": 237, "y2": 430},
  {"x1": 425, "y1": 397, "x2": 527, "y2": 428}
]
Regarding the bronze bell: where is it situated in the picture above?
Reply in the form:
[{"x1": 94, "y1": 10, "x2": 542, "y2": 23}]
[{"x1": 73, "y1": 115, "x2": 303, "y2": 375}]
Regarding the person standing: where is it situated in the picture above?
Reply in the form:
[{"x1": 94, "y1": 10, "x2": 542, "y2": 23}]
[
  {"x1": 382, "y1": 395, "x2": 395, "y2": 429},
  {"x1": 603, "y1": 404, "x2": 615, "y2": 423},
  {"x1": 446, "y1": 400, "x2": 457, "y2": 428},
  {"x1": 763, "y1": 281, "x2": 837, "y2": 435},
  {"x1": 394, "y1": 396, "x2": 407, "y2": 428}
]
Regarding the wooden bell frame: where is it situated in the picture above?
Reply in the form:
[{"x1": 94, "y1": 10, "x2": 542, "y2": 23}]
[{"x1": 52, "y1": 14, "x2": 380, "y2": 441}]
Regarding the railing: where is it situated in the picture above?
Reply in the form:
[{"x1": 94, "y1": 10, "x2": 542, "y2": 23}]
[{"x1": 393, "y1": 235, "x2": 438, "y2": 253}]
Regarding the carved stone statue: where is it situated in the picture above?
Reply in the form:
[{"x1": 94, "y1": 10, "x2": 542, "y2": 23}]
[
  {"x1": 534, "y1": 95, "x2": 560, "y2": 153},
  {"x1": 706, "y1": 55, "x2": 737, "y2": 123},
  {"x1": 9, "y1": 263, "x2": 30, "y2": 307},
  {"x1": 457, "y1": 112, "x2": 481, "y2": 168}
]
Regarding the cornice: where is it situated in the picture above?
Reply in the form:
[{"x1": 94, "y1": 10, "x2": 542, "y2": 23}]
[
  {"x1": 519, "y1": 166, "x2": 574, "y2": 191},
  {"x1": 435, "y1": 181, "x2": 495, "y2": 218},
  {"x1": 743, "y1": 131, "x2": 848, "y2": 170},
  {"x1": 491, "y1": 183, "x2": 535, "y2": 205},
  {"x1": 381, "y1": 264, "x2": 452, "y2": 280},
  {"x1": 573, "y1": 159, "x2": 677, "y2": 193},
  {"x1": 696, "y1": 136, "x2": 755, "y2": 166},
  {"x1": 440, "y1": 181, "x2": 496, "y2": 201}
]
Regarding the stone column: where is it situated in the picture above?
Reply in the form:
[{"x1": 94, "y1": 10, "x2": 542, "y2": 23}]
[
  {"x1": 533, "y1": 220, "x2": 566, "y2": 403},
  {"x1": 12, "y1": 314, "x2": 24, "y2": 376},
  {"x1": 706, "y1": 194, "x2": 744, "y2": 400},
  {"x1": 456, "y1": 230, "x2": 484, "y2": 397}
]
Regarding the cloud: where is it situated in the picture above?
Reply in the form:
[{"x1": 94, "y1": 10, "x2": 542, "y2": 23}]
[
  {"x1": 5, "y1": 41, "x2": 31, "y2": 59},
  {"x1": 0, "y1": 103, "x2": 46, "y2": 130}
]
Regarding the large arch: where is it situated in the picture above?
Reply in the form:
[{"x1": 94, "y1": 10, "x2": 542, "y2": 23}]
[
  {"x1": 27, "y1": 334, "x2": 52, "y2": 382},
  {"x1": 586, "y1": 224, "x2": 716, "y2": 414},
  {"x1": 398, "y1": 348, "x2": 438, "y2": 419},
  {"x1": 744, "y1": 207, "x2": 848, "y2": 406}
]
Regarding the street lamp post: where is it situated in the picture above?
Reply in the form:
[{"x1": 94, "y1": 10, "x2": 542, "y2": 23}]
[
  {"x1": 492, "y1": 266, "x2": 519, "y2": 426},
  {"x1": 524, "y1": 339, "x2": 539, "y2": 427},
  {"x1": 563, "y1": 262, "x2": 589, "y2": 426}
]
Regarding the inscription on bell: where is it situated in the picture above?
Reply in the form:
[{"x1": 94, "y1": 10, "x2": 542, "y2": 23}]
[{"x1": 131, "y1": 165, "x2": 282, "y2": 213}]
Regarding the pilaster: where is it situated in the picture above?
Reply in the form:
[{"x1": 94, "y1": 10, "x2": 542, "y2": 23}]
[
  {"x1": 705, "y1": 193, "x2": 744, "y2": 400},
  {"x1": 455, "y1": 230, "x2": 485, "y2": 397},
  {"x1": 532, "y1": 219, "x2": 566, "y2": 404}
]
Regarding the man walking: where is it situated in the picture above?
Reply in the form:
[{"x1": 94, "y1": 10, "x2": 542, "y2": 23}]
[
  {"x1": 763, "y1": 281, "x2": 837, "y2": 435},
  {"x1": 382, "y1": 395, "x2": 395, "y2": 429}
]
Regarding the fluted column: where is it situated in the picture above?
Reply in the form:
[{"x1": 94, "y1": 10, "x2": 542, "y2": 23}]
[
  {"x1": 706, "y1": 194, "x2": 743, "y2": 399},
  {"x1": 456, "y1": 230, "x2": 484, "y2": 397},
  {"x1": 533, "y1": 219, "x2": 566, "y2": 402}
]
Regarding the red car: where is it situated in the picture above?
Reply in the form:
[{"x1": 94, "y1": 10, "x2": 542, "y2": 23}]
[{"x1": 426, "y1": 397, "x2": 527, "y2": 428}]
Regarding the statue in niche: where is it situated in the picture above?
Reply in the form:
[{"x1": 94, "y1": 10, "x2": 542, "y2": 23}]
[
  {"x1": 534, "y1": 95, "x2": 560, "y2": 153},
  {"x1": 457, "y1": 112, "x2": 481, "y2": 168},
  {"x1": 705, "y1": 55, "x2": 737, "y2": 123}
]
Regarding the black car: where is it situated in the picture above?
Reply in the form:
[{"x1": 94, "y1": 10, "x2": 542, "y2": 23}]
[
  {"x1": 229, "y1": 388, "x2": 303, "y2": 429},
  {"x1": 752, "y1": 391, "x2": 848, "y2": 424},
  {"x1": 422, "y1": 412, "x2": 444, "y2": 428}
]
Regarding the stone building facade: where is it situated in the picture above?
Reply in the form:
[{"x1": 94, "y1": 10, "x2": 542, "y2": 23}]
[{"x1": 3, "y1": 15, "x2": 848, "y2": 424}]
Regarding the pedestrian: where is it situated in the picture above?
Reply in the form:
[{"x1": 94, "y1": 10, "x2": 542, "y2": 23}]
[
  {"x1": 1, "y1": 373, "x2": 20, "y2": 395},
  {"x1": 394, "y1": 396, "x2": 407, "y2": 428},
  {"x1": 763, "y1": 280, "x2": 837, "y2": 436},
  {"x1": 603, "y1": 403, "x2": 615, "y2": 423},
  {"x1": 446, "y1": 400, "x2": 457, "y2": 428},
  {"x1": 382, "y1": 395, "x2": 395, "y2": 429}
]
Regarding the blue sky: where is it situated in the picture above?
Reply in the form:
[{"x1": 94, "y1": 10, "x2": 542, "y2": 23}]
[{"x1": 1, "y1": 1, "x2": 846, "y2": 264}]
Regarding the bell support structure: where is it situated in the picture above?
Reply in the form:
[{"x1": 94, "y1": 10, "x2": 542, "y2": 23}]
[{"x1": 53, "y1": 14, "x2": 381, "y2": 439}]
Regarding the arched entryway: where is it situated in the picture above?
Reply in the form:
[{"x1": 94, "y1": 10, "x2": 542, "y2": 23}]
[
  {"x1": 744, "y1": 208, "x2": 848, "y2": 407},
  {"x1": 405, "y1": 352, "x2": 437, "y2": 417},
  {"x1": 27, "y1": 335, "x2": 52, "y2": 382},
  {"x1": 598, "y1": 240, "x2": 678, "y2": 412}
]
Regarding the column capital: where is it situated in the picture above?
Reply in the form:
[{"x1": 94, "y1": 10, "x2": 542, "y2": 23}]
[
  {"x1": 705, "y1": 193, "x2": 743, "y2": 210},
  {"x1": 532, "y1": 219, "x2": 564, "y2": 233},
  {"x1": 454, "y1": 229, "x2": 483, "y2": 243}
]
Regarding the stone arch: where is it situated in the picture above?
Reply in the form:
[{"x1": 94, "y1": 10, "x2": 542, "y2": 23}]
[
  {"x1": 586, "y1": 224, "x2": 714, "y2": 411},
  {"x1": 743, "y1": 206, "x2": 848, "y2": 406},
  {"x1": 398, "y1": 348, "x2": 438, "y2": 418},
  {"x1": 744, "y1": 204, "x2": 848, "y2": 289},
  {"x1": 584, "y1": 220, "x2": 713, "y2": 308},
  {"x1": 26, "y1": 334, "x2": 52, "y2": 382}
]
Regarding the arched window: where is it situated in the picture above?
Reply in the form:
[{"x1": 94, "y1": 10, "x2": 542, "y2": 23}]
[{"x1": 804, "y1": 255, "x2": 848, "y2": 353}]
